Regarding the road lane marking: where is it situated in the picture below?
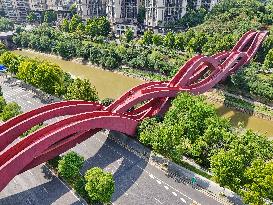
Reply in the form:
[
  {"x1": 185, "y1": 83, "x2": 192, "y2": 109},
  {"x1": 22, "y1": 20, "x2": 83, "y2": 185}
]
[
  {"x1": 172, "y1": 192, "x2": 177, "y2": 196},
  {"x1": 154, "y1": 197, "x2": 163, "y2": 204},
  {"x1": 156, "y1": 180, "x2": 162, "y2": 184},
  {"x1": 164, "y1": 185, "x2": 169, "y2": 190},
  {"x1": 149, "y1": 174, "x2": 154, "y2": 179},
  {"x1": 43, "y1": 187, "x2": 48, "y2": 194},
  {"x1": 180, "y1": 197, "x2": 187, "y2": 203}
]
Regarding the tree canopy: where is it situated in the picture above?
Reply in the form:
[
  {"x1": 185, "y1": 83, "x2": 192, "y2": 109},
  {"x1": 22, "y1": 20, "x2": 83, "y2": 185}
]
[{"x1": 84, "y1": 167, "x2": 115, "y2": 203}]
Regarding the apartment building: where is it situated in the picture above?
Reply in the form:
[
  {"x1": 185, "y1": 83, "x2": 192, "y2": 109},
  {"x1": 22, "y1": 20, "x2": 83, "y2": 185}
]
[
  {"x1": 2, "y1": 0, "x2": 30, "y2": 22},
  {"x1": 28, "y1": 0, "x2": 47, "y2": 11},
  {"x1": 78, "y1": 0, "x2": 106, "y2": 19},
  {"x1": 106, "y1": 0, "x2": 141, "y2": 35},
  {"x1": 144, "y1": 0, "x2": 219, "y2": 32},
  {"x1": 145, "y1": 0, "x2": 187, "y2": 32}
]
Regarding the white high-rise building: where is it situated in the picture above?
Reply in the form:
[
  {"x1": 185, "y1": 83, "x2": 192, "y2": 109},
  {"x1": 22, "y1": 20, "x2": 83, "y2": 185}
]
[
  {"x1": 78, "y1": 0, "x2": 106, "y2": 19},
  {"x1": 106, "y1": 0, "x2": 141, "y2": 35},
  {"x1": 145, "y1": 0, "x2": 187, "y2": 29},
  {"x1": 144, "y1": 0, "x2": 220, "y2": 32}
]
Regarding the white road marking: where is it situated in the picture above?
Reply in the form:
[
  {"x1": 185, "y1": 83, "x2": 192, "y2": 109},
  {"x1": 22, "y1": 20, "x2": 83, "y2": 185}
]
[
  {"x1": 180, "y1": 197, "x2": 187, "y2": 203},
  {"x1": 27, "y1": 100, "x2": 34, "y2": 105},
  {"x1": 156, "y1": 180, "x2": 162, "y2": 184},
  {"x1": 149, "y1": 174, "x2": 154, "y2": 179},
  {"x1": 154, "y1": 197, "x2": 163, "y2": 204},
  {"x1": 43, "y1": 187, "x2": 48, "y2": 193},
  {"x1": 172, "y1": 192, "x2": 177, "y2": 196},
  {"x1": 164, "y1": 185, "x2": 169, "y2": 190}
]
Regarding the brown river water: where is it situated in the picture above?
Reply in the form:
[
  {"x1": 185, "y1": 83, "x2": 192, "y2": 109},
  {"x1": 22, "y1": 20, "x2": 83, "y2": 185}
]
[{"x1": 13, "y1": 50, "x2": 273, "y2": 138}]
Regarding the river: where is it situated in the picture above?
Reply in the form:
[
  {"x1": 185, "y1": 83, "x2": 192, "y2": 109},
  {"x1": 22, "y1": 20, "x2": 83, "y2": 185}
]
[
  {"x1": 13, "y1": 50, "x2": 273, "y2": 138},
  {"x1": 13, "y1": 50, "x2": 144, "y2": 99}
]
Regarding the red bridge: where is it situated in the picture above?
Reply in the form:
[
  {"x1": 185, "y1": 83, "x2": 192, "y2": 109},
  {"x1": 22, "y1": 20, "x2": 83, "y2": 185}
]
[{"x1": 0, "y1": 30, "x2": 268, "y2": 191}]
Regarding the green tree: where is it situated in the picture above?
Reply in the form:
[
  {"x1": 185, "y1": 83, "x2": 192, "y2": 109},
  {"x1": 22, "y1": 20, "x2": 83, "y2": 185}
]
[
  {"x1": 84, "y1": 167, "x2": 114, "y2": 203},
  {"x1": 152, "y1": 34, "x2": 163, "y2": 46},
  {"x1": 174, "y1": 33, "x2": 185, "y2": 50},
  {"x1": 33, "y1": 61, "x2": 65, "y2": 94},
  {"x1": 0, "y1": 52, "x2": 24, "y2": 74},
  {"x1": 97, "y1": 16, "x2": 111, "y2": 37},
  {"x1": 43, "y1": 10, "x2": 57, "y2": 24},
  {"x1": 264, "y1": 48, "x2": 273, "y2": 69},
  {"x1": 143, "y1": 30, "x2": 153, "y2": 45},
  {"x1": 27, "y1": 12, "x2": 38, "y2": 24},
  {"x1": 17, "y1": 58, "x2": 39, "y2": 85},
  {"x1": 124, "y1": 28, "x2": 134, "y2": 43},
  {"x1": 58, "y1": 151, "x2": 84, "y2": 180},
  {"x1": 211, "y1": 130, "x2": 273, "y2": 192},
  {"x1": 69, "y1": 14, "x2": 82, "y2": 32},
  {"x1": 76, "y1": 22, "x2": 85, "y2": 32},
  {"x1": 0, "y1": 42, "x2": 7, "y2": 55},
  {"x1": 0, "y1": 17, "x2": 14, "y2": 32},
  {"x1": 61, "y1": 19, "x2": 70, "y2": 32},
  {"x1": 1, "y1": 102, "x2": 22, "y2": 121},
  {"x1": 0, "y1": 96, "x2": 7, "y2": 112},
  {"x1": 242, "y1": 159, "x2": 273, "y2": 205},
  {"x1": 55, "y1": 38, "x2": 79, "y2": 59},
  {"x1": 20, "y1": 124, "x2": 43, "y2": 138},
  {"x1": 210, "y1": 149, "x2": 245, "y2": 192},
  {"x1": 101, "y1": 98, "x2": 114, "y2": 106},
  {"x1": 164, "y1": 32, "x2": 175, "y2": 49},
  {"x1": 65, "y1": 78, "x2": 98, "y2": 101}
]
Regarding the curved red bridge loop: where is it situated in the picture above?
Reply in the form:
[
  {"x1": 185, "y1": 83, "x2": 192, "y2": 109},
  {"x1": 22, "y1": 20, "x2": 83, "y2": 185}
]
[{"x1": 0, "y1": 30, "x2": 268, "y2": 191}]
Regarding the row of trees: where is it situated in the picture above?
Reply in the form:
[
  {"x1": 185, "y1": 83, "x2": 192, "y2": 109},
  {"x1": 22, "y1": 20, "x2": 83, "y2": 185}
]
[
  {"x1": 60, "y1": 15, "x2": 111, "y2": 38},
  {"x1": 50, "y1": 151, "x2": 115, "y2": 204},
  {"x1": 13, "y1": 24, "x2": 188, "y2": 74},
  {"x1": 137, "y1": 92, "x2": 273, "y2": 204},
  {"x1": 0, "y1": 52, "x2": 98, "y2": 101}
]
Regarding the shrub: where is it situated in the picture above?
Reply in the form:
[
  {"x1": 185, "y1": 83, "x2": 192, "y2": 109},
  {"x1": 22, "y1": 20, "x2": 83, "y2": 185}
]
[
  {"x1": 84, "y1": 167, "x2": 114, "y2": 204},
  {"x1": 101, "y1": 98, "x2": 114, "y2": 106},
  {"x1": 58, "y1": 151, "x2": 84, "y2": 181},
  {"x1": 1, "y1": 102, "x2": 22, "y2": 121}
]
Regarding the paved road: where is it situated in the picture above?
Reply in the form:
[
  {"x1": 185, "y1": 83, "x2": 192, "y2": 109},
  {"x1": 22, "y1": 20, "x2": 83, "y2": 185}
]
[{"x1": 0, "y1": 75, "x2": 223, "y2": 205}]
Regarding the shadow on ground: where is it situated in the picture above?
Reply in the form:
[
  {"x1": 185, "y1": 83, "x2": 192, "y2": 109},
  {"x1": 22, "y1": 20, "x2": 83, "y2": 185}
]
[
  {"x1": 0, "y1": 131, "x2": 148, "y2": 204},
  {"x1": 0, "y1": 165, "x2": 84, "y2": 205},
  {"x1": 81, "y1": 133, "x2": 150, "y2": 202}
]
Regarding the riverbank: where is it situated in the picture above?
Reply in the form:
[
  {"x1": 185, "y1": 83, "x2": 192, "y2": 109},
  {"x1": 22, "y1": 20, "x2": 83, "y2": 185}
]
[
  {"x1": 13, "y1": 49, "x2": 144, "y2": 99},
  {"x1": 13, "y1": 49, "x2": 273, "y2": 138}
]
